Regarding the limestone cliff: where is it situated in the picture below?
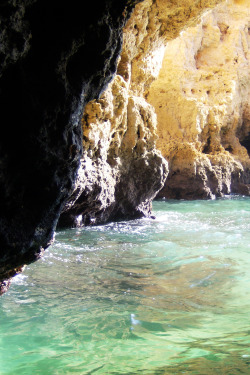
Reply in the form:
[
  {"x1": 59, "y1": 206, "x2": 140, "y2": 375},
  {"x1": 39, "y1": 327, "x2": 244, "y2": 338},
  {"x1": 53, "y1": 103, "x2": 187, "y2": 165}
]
[
  {"x1": 59, "y1": 0, "x2": 224, "y2": 226},
  {"x1": 148, "y1": 0, "x2": 250, "y2": 199}
]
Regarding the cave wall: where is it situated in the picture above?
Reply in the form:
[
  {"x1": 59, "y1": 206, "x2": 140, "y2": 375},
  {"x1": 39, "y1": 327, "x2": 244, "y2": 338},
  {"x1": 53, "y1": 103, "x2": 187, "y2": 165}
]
[
  {"x1": 1, "y1": 0, "x2": 248, "y2": 294},
  {"x1": 0, "y1": 0, "x2": 141, "y2": 294},
  {"x1": 59, "y1": 0, "x2": 224, "y2": 227},
  {"x1": 148, "y1": 0, "x2": 250, "y2": 199}
]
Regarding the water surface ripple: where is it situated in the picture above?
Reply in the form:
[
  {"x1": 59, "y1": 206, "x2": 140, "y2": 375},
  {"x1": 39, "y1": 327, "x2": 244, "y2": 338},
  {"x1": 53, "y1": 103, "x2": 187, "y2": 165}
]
[{"x1": 0, "y1": 197, "x2": 250, "y2": 374}]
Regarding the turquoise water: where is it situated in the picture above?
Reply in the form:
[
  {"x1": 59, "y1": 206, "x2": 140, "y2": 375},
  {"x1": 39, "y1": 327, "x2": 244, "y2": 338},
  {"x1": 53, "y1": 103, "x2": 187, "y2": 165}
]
[{"x1": 0, "y1": 197, "x2": 250, "y2": 374}]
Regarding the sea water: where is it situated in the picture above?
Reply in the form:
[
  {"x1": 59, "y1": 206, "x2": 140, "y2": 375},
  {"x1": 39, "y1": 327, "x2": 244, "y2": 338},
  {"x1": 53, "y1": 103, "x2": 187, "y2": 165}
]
[{"x1": 0, "y1": 197, "x2": 250, "y2": 374}]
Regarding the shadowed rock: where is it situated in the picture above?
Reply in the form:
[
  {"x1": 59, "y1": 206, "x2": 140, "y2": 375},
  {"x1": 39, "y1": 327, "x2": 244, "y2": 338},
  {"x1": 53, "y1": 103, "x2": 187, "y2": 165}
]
[{"x1": 0, "y1": 0, "x2": 141, "y2": 293}]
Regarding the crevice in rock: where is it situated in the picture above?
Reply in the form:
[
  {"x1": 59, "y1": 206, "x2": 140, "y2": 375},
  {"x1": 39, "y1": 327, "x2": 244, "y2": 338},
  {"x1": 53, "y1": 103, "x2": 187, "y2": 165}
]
[{"x1": 239, "y1": 134, "x2": 250, "y2": 156}]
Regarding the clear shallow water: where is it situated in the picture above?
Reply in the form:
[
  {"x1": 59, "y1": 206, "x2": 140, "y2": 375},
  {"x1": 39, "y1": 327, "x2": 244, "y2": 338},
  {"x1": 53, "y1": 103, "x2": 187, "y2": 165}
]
[{"x1": 0, "y1": 197, "x2": 250, "y2": 375}]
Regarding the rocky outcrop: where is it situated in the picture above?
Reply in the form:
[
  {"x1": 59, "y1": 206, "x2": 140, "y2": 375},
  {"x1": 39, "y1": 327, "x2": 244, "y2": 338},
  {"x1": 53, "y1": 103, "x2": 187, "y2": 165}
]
[
  {"x1": 148, "y1": 0, "x2": 250, "y2": 199},
  {"x1": 58, "y1": 75, "x2": 168, "y2": 227},
  {"x1": 0, "y1": 0, "x2": 141, "y2": 294},
  {"x1": 59, "y1": 0, "x2": 224, "y2": 226}
]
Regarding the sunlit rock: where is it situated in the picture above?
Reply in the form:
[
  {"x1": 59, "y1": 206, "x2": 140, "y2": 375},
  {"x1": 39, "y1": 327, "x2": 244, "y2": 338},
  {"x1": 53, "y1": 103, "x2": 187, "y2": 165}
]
[
  {"x1": 148, "y1": 0, "x2": 250, "y2": 198},
  {"x1": 60, "y1": 0, "x2": 224, "y2": 225}
]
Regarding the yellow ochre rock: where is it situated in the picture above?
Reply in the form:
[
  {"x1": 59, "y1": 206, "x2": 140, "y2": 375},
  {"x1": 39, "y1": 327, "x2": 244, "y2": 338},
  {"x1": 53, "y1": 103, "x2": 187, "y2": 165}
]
[
  {"x1": 148, "y1": 0, "x2": 250, "y2": 198},
  {"x1": 61, "y1": 0, "x2": 250, "y2": 226}
]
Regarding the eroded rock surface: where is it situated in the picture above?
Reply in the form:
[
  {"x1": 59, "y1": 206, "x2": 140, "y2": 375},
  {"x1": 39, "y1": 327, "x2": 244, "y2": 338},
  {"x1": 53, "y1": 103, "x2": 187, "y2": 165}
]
[
  {"x1": 58, "y1": 75, "x2": 168, "y2": 226},
  {"x1": 0, "y1": 0, "x2": 141, "y2": 293},
  {"x1": 1, "y1": 0, "x2": 247, "y2": 294},
  {"x1": 60, "y1": 0, "x2": 223, "y2": 226},
  {"x1": 148, "y1": 0, "x2": 250, "y2": 199}
]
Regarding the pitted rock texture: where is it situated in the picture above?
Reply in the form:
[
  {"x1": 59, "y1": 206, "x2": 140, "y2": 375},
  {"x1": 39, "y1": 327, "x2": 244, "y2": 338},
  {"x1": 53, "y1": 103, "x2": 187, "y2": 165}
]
[
  {"x1": 0, "y1": 0, "x2": 141, "y2": 293},
  {"x1": 59, "y1": 0, "x2": 224, "y2": 226},
  {"x1": 59, "y1": 76, "x2": 168, "y2": 226},
  {"x1": 148, "y1": 0, "x2": 250, "y2": 199}
]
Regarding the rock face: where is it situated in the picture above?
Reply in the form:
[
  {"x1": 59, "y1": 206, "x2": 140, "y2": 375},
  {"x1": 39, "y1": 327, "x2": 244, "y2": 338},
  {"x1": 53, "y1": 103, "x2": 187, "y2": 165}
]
[
  {"x1": 148, "y1": 0, "x2": 250, "y2": 199},
  {"x1": 59, "y1": 0, "x2": 224, "y2": 226},
  {"x1": 0, "y1": 0, "x2": 141, "y2": 294},
  {"x1": 1, "y1": 0, "x2": 248, "y2": 294},
  {"x1": 58, "y1": 75, "x2": 168, "y2": 227}
]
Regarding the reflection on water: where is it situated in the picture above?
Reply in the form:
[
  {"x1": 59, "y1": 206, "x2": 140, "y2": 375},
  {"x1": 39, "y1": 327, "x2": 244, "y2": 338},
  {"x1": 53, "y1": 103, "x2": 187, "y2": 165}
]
[{"x1": 0, "y1": 197, "x2": 250, "y2": 374}]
